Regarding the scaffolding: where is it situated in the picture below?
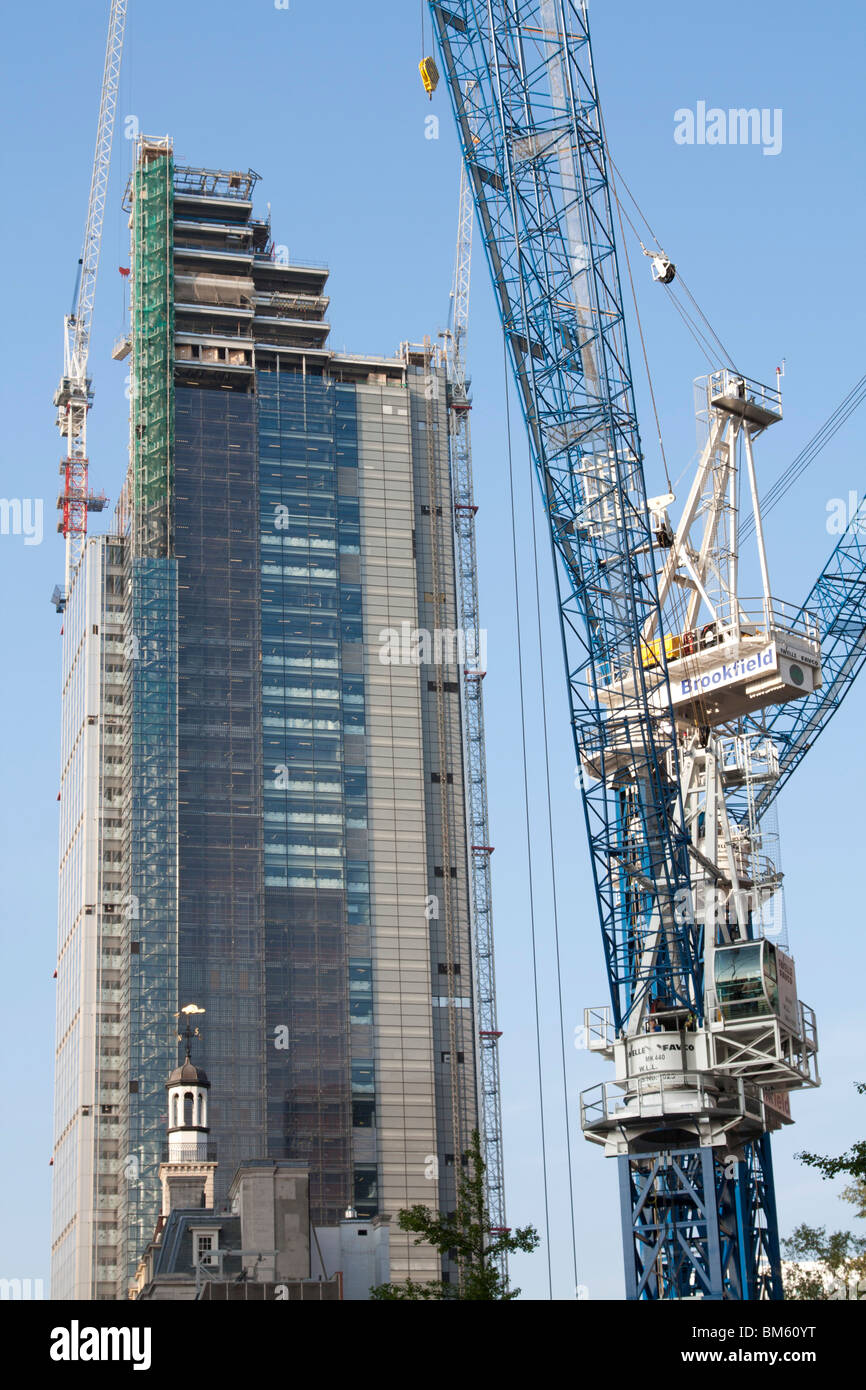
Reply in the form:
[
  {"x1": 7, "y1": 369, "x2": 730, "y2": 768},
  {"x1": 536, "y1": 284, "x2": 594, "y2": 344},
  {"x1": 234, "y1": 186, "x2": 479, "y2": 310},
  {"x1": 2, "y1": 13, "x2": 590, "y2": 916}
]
[
  {"x1": 421, "y1": 340, "x2": 467, "y2": 1224},
  {"x1": 444, "y1": 155, "x2": 507, "y2": 1272},
  {"x1": 119, "y1": 135, "x2": 179, "y2": 1294},
  {"x1": 131, "y1": 137, "x2": 174, "y2": 557},
  {"x1": 172, "y1": 164, "x2": 259, "y2": 201}
]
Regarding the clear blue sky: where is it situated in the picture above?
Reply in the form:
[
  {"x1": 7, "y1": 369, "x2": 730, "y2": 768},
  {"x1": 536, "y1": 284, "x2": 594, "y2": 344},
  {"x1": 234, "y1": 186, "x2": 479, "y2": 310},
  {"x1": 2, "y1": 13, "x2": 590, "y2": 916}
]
[{"x1": 1, "y1": 0, "x2": 864, "y2": 1300}]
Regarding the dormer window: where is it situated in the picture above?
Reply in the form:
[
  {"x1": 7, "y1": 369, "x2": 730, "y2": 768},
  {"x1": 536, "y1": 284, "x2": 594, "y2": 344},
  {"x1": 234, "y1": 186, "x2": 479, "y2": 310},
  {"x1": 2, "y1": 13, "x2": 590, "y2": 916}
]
[{"x1": 191, "y1": 1228, "x2": 219, "y2": 1269}]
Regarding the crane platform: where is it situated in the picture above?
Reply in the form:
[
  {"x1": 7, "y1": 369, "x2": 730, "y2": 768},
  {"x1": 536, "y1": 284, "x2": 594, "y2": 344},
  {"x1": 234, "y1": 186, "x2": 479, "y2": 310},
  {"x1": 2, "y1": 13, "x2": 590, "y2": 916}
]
[
  {"x1": 708, "y1": 369, "x2": 783, "y2": 432},
  {"x1": 591, "y1": 600, "x2": 821, "y2": 731}
]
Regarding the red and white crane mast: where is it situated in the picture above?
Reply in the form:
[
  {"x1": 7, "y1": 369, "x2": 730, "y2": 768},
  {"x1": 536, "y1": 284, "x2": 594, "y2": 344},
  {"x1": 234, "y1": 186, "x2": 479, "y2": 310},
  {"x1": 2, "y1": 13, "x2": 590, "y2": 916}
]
[{"x1": 53, "y1": 0, "x2": 127, "y2": 595}]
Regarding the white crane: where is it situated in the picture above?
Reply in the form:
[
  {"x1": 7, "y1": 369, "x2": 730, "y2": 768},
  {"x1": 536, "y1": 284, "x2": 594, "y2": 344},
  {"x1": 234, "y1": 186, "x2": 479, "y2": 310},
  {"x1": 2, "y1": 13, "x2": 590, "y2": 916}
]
[{"x1": 53, "y1": 0, "x2": 127, "y2": 598}]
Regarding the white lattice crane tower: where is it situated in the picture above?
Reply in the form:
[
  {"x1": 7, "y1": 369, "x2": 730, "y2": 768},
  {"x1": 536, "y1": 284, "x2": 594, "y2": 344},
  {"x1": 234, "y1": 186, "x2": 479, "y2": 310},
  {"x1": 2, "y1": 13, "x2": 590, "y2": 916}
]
[{"x1": 53, "y1": 0, "x2": 127, "y2": 593}]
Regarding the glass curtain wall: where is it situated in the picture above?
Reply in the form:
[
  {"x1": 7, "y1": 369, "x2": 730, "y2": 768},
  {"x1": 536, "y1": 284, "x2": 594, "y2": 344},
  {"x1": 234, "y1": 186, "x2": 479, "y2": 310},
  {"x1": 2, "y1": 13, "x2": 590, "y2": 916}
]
[
  {"x1": 257, "y1": 368, "x2": 373, "y2": 1224},
  {"x1": 174, "y1": 385, "x2": 267, "y2": 1195}
]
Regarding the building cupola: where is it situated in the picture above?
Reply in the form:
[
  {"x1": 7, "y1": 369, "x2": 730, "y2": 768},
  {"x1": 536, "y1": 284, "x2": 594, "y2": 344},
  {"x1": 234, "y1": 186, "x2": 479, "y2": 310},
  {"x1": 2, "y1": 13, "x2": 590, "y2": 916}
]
[
  {"x1": 159, "y1": 1005, "x2": 217, "y2": 1216},
  {"x1": 166, "y1": 1052, "x2": 210, "y2": 1162}
]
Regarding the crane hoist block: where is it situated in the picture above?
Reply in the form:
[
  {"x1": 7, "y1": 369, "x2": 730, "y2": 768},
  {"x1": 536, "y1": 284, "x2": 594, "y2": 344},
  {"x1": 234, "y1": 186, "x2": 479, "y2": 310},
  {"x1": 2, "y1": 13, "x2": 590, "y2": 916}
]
[{"x1": 419, "y1": 56, "x2": 440, "y2": 97}]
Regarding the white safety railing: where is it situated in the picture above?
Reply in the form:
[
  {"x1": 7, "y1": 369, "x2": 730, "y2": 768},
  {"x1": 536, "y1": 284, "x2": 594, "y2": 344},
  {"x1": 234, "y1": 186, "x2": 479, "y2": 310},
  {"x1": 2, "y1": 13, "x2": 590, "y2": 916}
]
[
  {"x1": 707, "y1": 369, "x2": 783, "y2": 421},
  {"x1": 584, "y1": 1005, "x2": 615, "y2": 1050},
  {"x1": 580, "y1": 1072, "x2": 764, "y2": 1129}
]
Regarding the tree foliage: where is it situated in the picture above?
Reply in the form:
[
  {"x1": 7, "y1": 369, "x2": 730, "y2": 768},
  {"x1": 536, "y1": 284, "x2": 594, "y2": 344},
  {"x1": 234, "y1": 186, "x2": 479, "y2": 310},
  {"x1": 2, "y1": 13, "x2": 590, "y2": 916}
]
[
  {"x1": 783, "y1": 1081, "x2": 866, "y2": 1300},
  {"x1": 370, "y1": 1130, "x2": 539, "y2": 1300},
  {"x1": 782, "y1": 1221, "x2": 866, "y2": 1300},
  {"x1": 796, "y1": 1082, "x2": 866, "y2": 1184}
]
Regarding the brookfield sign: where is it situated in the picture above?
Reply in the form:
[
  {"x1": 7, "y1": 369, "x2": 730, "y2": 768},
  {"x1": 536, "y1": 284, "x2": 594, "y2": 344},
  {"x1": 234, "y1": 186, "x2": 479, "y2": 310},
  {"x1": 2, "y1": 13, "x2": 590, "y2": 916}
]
[{"x1": 671, "y1": 643, "x2": 777, "y2": 703}]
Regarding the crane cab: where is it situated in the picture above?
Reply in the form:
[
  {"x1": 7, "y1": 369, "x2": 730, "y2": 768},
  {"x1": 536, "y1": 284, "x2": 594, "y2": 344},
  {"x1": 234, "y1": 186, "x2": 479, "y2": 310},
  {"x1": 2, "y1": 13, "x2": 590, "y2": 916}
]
[
  {"x1": 707, "y1": 938, "x2": 819, "y2": 1091},
  {"x1": 712, "y1": 939, "x2": 797, "y2": 1029}
]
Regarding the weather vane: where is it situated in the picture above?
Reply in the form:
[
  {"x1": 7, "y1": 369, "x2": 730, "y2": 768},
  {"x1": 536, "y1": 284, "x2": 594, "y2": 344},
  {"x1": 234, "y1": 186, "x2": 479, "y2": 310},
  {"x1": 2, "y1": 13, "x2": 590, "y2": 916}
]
[{"x1": 174, "y1": 1003, "x2": 206, "y2": 1058}]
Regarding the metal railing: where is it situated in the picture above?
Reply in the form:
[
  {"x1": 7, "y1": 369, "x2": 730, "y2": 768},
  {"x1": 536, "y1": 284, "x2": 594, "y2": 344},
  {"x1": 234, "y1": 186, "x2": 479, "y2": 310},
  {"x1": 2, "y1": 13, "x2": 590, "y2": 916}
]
[
  {"x1": 598, "y1": 593, "x2": 820, "y2": 697},
  {"x1": 584, "y1": 1006, "x2": 615, "y2": 1050},
  {"x1": 677, "y1": 595, "x2": 819, "y2": 649},
  {"x1": 581, "y1": 1072, "x2": 764, "y2": 1130},
  {"x1": 800, "y1": 1002, "x2": 819, "y2": 1054},
  {"x1": 160, "y1": 1145, "x2": 218, "y2": 1163},
  {"x1": 717, "y1": 734, "x2": 780, "y2": 781},
  {"x1": 761, "y1": 596, "x2": 820, "y2": 646},
  {"x1": 705, "y1": 990, "x2": 817, "y2": 1047},
  {"x1": 707, "y1": 369, "x2": 783, "y2": 420},
  {"x1": 194, "y1": 1247, "x2": 279, "y2": 1297}
]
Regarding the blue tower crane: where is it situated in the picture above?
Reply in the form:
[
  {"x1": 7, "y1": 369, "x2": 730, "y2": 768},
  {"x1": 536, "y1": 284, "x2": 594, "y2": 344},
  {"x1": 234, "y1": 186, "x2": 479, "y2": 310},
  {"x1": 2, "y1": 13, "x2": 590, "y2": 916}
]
[
  {"x1": 429, "y1": 0, "x2": 697, "y2": 1045},
  {"x1": 429, "y1": 0, "x2": 835, "y2": 1299}
]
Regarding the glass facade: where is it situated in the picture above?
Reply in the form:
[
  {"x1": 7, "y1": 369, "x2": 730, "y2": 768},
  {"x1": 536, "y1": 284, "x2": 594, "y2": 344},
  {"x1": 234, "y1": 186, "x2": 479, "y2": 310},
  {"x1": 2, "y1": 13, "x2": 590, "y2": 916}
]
[
  {"x1": 174, "y1": 386, "x2": 267, "y2": 1187},
  {"x1": 258, "y1": 369, "x2": 372, "y2": 1224},
  {"x1": 122, "y1": 556, "x2": 178, "y2": 1276}
]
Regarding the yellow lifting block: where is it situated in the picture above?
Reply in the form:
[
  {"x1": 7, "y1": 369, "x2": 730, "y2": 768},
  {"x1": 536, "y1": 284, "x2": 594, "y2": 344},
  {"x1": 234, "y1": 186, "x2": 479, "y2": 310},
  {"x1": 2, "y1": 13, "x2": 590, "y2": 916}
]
[
  {"x1": 419, "y1": 56, "x2": 440, "y2": 98},
  {"x1": 639, "y1": 633, "x2": 685, "y2": 669}
]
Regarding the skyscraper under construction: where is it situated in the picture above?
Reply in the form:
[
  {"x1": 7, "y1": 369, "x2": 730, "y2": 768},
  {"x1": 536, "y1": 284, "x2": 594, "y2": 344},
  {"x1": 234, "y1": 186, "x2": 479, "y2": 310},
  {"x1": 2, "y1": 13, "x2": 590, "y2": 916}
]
[{"x1": 51, "y1": 136, "x2": 498, "y2": 1299}]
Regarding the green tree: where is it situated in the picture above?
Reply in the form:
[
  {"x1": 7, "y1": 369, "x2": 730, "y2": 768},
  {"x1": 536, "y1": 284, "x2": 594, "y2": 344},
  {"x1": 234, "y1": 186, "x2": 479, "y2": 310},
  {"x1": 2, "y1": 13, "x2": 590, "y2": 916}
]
[
  {"x1": 782, "y1": 1222, "x2": 866, "y2": 1300},
  {"x1": 797, "y1": 1081, "x2": 866, "y2": 1185},
  {"x1": 370, "y1": 1129, "x2": 539, "y2": 1300},
  {"x1": 782, "y1": 1081, "x2": 866, "y2": 1300}
]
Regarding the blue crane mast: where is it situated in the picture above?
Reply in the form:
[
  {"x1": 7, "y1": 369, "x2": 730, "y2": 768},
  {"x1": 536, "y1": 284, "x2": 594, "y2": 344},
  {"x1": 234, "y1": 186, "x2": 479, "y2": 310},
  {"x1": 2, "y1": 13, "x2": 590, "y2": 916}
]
[
  {"x1": 429, "y1": 0, "x2": 826, "y2": 1299},
  {"x1": 429, "y1": 0, "x2": 696, "y2": 1040}
]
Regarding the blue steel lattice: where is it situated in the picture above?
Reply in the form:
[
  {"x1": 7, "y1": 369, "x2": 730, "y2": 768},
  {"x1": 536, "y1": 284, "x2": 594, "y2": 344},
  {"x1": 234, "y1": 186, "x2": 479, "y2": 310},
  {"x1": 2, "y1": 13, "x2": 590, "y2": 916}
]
[
  {"x1": 430, "y1": 0, "x2": 783, "y2": 1300},
  {"x1": 748, "y1": 500, "x2": 866, "y2": 821},
  {"x1": 619, "y1": 1142, "x2": 782, "y2": 1300},
  {"x1": 430, "y1": 0, "x2": 695, "y2": 1047}
]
